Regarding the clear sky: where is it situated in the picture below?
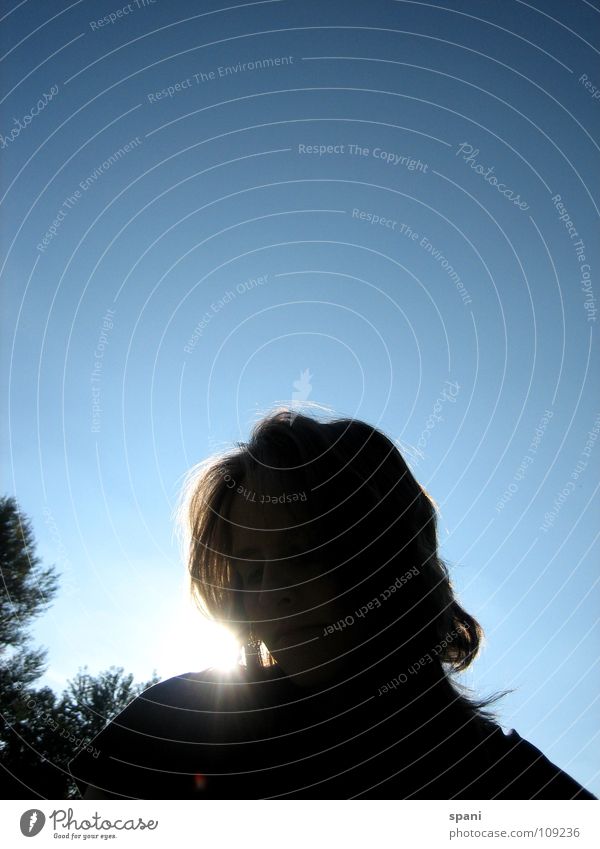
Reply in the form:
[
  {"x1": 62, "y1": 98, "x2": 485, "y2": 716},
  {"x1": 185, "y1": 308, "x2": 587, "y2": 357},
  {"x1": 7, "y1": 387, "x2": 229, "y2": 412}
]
[{"x1": 1, "y1": 0, "x2": 598, "y2": 795}]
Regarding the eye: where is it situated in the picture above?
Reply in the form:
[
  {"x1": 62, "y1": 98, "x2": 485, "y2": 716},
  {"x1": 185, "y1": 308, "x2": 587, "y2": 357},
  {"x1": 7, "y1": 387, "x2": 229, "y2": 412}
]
[{"x1": 243, "y1": 566, "x2": 263, "y2": 586}]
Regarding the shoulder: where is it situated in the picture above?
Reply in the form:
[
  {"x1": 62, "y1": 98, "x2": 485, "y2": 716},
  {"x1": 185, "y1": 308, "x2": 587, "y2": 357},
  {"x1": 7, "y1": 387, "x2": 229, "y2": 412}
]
[
  {"x1": 69, "y1": 664, "x2": 285, "y2": 799},
  {"x1": 110, "y1": 663, "x2": 284, "y2": 717},
  {"x1": 127, "y1": 666, "x2": 253, "y2": 710},
  {"x1": 482, "y1": 726, "x2": 597, "y2": 800}
]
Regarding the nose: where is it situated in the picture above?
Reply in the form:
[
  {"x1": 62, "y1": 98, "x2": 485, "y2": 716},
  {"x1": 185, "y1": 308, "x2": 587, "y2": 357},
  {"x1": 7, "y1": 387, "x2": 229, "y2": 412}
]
[{"x1": 256, "y1": 561, "x2": 295, "y2": 613}]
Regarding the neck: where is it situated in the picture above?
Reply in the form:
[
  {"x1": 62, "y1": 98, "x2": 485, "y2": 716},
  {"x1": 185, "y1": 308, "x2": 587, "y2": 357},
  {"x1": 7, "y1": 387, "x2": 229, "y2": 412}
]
[{"x1": 273, "y1": 654, "x2": 472, "y2": 723}]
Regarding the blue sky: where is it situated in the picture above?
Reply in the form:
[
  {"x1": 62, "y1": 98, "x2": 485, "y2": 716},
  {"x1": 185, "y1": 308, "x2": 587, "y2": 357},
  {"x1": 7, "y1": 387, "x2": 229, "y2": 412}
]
[{"x1": 1, "y1": 0, "x2": 598, "y2": 794}]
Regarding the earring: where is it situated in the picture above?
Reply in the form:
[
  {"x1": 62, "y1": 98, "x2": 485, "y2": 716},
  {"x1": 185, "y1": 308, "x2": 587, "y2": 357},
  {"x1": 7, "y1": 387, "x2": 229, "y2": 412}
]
[{"x1": 245, "y1": 624, "x2": 262, "y2": 670}]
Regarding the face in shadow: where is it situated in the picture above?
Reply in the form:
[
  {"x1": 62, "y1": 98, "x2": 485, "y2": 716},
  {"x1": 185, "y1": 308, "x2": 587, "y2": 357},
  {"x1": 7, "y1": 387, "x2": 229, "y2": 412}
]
[{"x1": 226, "y1": 488, "x2": 369, "y2": 689}]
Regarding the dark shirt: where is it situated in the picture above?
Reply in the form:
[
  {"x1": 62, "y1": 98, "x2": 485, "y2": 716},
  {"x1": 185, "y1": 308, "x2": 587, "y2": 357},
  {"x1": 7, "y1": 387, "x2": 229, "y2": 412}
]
[{"x1": 69, "y1": 664, "x2": 596, "y2": 800}]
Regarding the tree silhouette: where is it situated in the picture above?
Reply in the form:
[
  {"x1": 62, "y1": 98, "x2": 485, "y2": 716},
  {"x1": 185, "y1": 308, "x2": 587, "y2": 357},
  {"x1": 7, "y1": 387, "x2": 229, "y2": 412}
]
[
  {"x1": 3, "y1": 665, "x2": 158, "y2": 798},
  {"x1": 1, "y1": 494, "x2": 60, "y2": 795},
  {"x1": 0, "y1": 495, "x2": 58, "y2": 680},
  {"x1": 0, "y1": 496, "x2": 159, "y2": 797}
]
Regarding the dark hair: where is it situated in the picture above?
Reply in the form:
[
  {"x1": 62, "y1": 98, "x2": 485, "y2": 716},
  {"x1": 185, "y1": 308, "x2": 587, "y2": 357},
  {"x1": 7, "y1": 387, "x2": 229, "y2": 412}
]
[{"x1": 179, "y1": 407, "x2": 503, "y2": 715}]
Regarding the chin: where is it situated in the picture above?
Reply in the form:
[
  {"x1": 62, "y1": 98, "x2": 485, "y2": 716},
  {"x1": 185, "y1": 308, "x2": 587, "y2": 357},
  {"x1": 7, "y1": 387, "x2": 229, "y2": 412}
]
[{"x1": 269, "y1": 647, "x2": 347, "y2": 689}]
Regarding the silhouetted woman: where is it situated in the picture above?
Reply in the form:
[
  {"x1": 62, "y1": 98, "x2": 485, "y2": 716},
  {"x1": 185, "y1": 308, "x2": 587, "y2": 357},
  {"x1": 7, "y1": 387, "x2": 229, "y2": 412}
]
[{"x1": 70, "y1": 408, "x2": 596, "y2": 799}]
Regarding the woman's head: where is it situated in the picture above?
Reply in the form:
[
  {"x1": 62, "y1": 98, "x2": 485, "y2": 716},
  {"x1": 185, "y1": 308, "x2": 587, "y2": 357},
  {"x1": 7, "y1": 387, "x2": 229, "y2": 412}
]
[{"x1": 180, "y1": 408, "x2": 483, "y2": 690}]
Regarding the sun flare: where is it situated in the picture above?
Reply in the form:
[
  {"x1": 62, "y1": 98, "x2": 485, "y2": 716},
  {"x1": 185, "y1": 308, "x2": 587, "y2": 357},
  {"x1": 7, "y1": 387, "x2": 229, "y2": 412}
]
[{"x1": 157, "y1": 597, "x2": 241, "y2": 678}]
